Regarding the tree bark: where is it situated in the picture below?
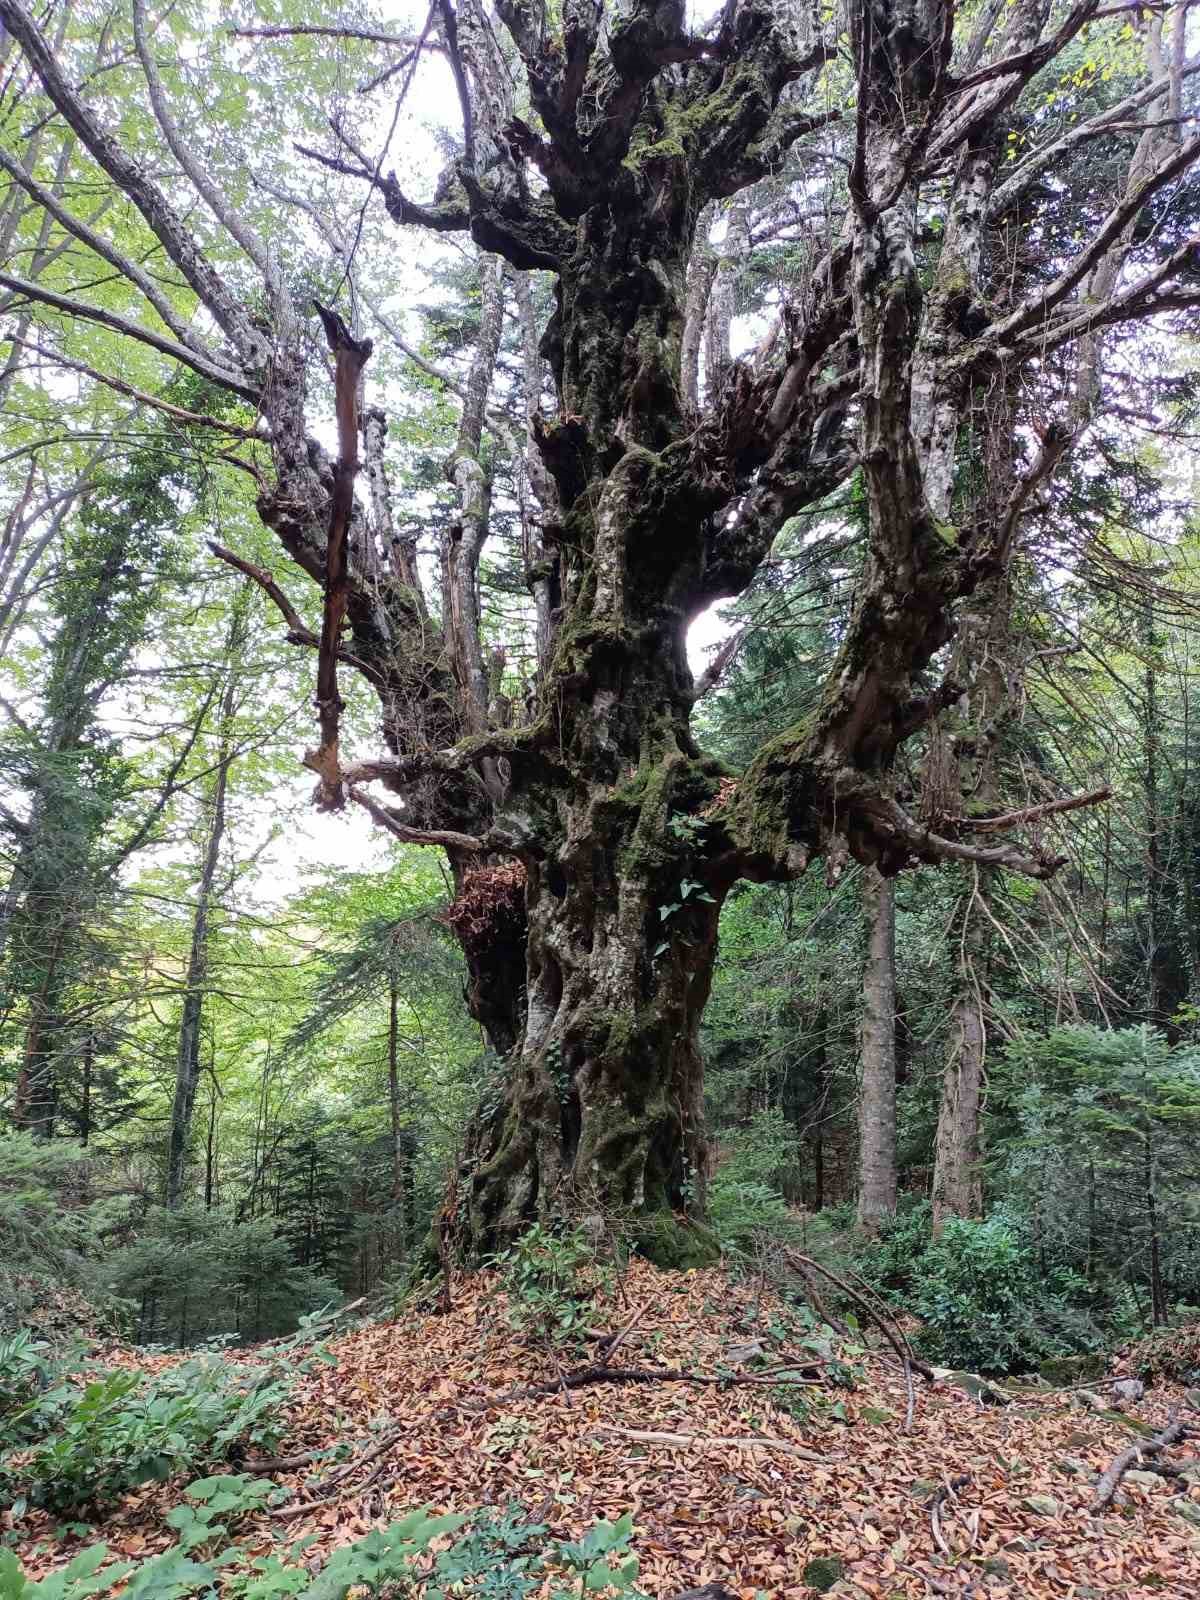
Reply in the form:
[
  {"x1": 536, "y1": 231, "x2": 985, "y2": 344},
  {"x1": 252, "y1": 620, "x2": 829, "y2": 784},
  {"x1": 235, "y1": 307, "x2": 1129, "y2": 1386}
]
[
  {"x1": 929, "y1": 565, "x2": 1013, "y2": 1236},
  {"x1": 931, "y1": 865, "x2": 990, "y2": 1233},
  {"x1": 856, "y1": 867, "x2": 897, "y2": 1232}
]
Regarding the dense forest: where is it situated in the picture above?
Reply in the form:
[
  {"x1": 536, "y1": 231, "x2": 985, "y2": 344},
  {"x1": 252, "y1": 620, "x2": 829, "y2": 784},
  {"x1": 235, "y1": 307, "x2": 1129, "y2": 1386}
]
[{"x1": 4, "y1": 1, "x2": 1200, "y2": 1595}]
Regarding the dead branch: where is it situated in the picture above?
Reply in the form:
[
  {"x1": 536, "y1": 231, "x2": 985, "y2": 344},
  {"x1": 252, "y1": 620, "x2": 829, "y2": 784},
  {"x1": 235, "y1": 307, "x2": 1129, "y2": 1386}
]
[
  {"x1": 785, "y1": 1249, "x2": 935, "y2": 1385},
  {"x1": 207, "y1": 543, "x2": 385, "y2": 685},
  {"x1": 348, "y1": 785, "x2": 487, "y2": 852},
  {"x1": 1091, "y1": 1407, "x2": 1189, "y2": 1512},
  {"x1": 304, "y1": 303, "x2": 373, "y2": 807},
  {"x1": 946, "y1": 785, "x2": 1111, "y2": 833},
  {"x1": 928, "y1": 1474, "x2": 971, "y2": 1556},
  {"x1": 230, "y1": 24, "x2": 427, "y2": 46},
  {"x1": 267, "y1": 1425, "x2": 406, "y2": 1520},
  {"x1": 597, "y1": 1304, "x2": 646, "y2": 1367},
  {"x1": 598, "y1": 1424, "x2": 830, "y2": 1464},
  {"x1": 463, "y1": 1360, "x2": 833, "y2": 1412}
]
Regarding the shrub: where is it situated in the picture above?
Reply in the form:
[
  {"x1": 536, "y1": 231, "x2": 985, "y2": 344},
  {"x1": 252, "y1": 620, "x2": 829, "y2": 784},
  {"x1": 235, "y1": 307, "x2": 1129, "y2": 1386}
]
[
  {"x1": 910, "y1": 1215, "x2": 1055, "y2": 1373},
  {"x1": 492, "y1": 1223, "x2": 615, "y2": 1352},
  {"x1": 0, "y1": 1329, "x2": 75, "y2": 1446},
  {"x1": 707, "y1": 1110, "x2": 806, "y2": 1255},
  {"x1": 849, "y1": 1204, "x2": 1106, "y2": 1374}
]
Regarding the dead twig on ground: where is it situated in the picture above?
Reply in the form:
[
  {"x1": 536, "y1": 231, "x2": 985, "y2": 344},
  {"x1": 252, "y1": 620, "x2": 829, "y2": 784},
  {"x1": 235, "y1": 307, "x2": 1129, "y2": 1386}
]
[
  {"x1": 242, "y1": 1445, "x2": 333, "y2": 1473},
  {"x1": 785, "y1": 1249, "x2": 932, "y2": 1433},
  {"x1": 267, "y1": 1426, "x2": 406, "y2": 1519},
  {"x1": 598, "y1": 1423, "x2": 830, "y2": 1463},
  {"x1": 597, "y1": 1304, "x2": 646, "y2": 1366},
  {"x1": 463, "y1": 1361, "x2": 832, "y2": 1411},
  {"x1": 928, "y1": 1474, "x2": 971, "y2": 1556},
  {"x1": 1091, "y1": 1407, "x2": 1189, "y2": 1512}
]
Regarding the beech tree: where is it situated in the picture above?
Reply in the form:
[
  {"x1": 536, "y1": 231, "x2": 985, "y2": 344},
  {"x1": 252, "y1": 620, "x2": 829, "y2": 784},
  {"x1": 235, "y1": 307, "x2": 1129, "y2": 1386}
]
[{"x1": 2, "y1": 0, "x2": 1198, "y2": 1262}]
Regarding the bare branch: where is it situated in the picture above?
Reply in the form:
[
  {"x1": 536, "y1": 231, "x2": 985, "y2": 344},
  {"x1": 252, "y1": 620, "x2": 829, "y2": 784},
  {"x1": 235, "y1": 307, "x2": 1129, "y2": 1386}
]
[
  {"x1": 348, "y1": 785, "x2": 486, "y2": 851},
  {"x1": 0, "y1": 269, "x2": 258, "y2": 397},
  {"x1": 0, "y1": 0, "x2": 267, "y2": 368},
  {"x1": 947, "y1": 786, "x2": 1112, "y2": 833},
  {"x1": 133, "y1": 0, "x2": 274, "y2": 289},
  {"x1": 0, "y1": 145, "x2": 201, "y2": 349},
  {"x1": 14, "y1": 339, "x2": 259, "y2": 438},
  {"x1": 231, "y1": 25, "x2": 428, "y2": 46}
]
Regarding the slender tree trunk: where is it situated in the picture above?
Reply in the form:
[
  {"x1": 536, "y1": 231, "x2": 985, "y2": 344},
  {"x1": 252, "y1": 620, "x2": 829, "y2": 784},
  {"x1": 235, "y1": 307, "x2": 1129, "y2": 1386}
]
[
  {"x1": 165, "y1": 598, "x2": 246, "y2": 1207},
  {"x1": 386, "y1": 966, "x2": 417, "y2": 1244},
  {"x1": 80, "y1": 1034, "x2": 92, "y2": 1147},
  {"x1": 1144, "y1": 1133, "x2": 1167, "y2": 1325},
  {"x1": 857, "y1": 867, "x2": 897, "y2": 1232},
  {"x1": 204, "y1": 1071, "x2": 218, "y2": 1209},
  {"x1": 1142, "y1": 610, "x2": 1172, "y2": 1029},
  {"x1": 932, "y1": 865, "x2": 991, "y2": 1233},
  {"x1": 388, "y1": 972, "x2": 404, "y2": 1203}
]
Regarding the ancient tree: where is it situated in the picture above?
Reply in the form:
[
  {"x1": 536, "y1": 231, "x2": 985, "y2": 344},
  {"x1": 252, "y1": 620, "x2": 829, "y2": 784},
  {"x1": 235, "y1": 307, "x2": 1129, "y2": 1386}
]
[{"x1": 2, "y1": 0, "x2": 1198, "y2": 1258}]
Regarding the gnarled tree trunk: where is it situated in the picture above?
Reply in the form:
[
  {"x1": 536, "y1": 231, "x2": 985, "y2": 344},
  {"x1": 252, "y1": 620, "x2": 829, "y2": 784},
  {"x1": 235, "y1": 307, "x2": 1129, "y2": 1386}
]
[{"x1": 2, "y1": 0, "x2": 1188, "y2": 1260}]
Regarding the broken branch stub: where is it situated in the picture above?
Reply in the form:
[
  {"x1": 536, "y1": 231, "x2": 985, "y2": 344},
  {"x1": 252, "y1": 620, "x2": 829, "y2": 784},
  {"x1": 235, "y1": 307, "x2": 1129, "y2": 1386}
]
[{"x1": 305, "y1": 301, "x2": 374, "y2": 809}]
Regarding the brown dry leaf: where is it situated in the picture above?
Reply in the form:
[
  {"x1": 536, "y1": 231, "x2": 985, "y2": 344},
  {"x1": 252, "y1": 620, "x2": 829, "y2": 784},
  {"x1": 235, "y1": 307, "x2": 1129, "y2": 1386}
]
[{"x1": 11, "y1": 1262, "x2": 1200, "y2": 1600}]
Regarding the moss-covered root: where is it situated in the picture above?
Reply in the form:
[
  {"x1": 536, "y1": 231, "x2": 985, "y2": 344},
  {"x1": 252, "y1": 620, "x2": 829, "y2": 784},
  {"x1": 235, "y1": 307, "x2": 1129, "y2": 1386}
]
[{"x1": 634, "y1": 1214, "x2": 721, "y2": 1269}]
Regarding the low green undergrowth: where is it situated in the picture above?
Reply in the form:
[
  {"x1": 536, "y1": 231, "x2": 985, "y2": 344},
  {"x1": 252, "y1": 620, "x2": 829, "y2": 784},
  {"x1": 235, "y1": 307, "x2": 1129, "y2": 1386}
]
[
  {"x1": 847, "y1": 1201, "x2": 1124, "y2": 1374},
  {"x1": 0, "y1": 1313, "x2": 344, "y2": 1517},
  {"x1": 0, "y1": 1494, "x2": 647, "y2": 1600},
  {"x1": 0, "y1": 1345, "x2": 291, "y2": 1517}
]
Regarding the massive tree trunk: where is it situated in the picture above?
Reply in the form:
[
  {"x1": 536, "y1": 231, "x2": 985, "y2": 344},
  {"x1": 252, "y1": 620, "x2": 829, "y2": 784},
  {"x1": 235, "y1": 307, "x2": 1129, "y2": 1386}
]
[
  {"x1": 856, "y1": 867, "x2": 897, "y2": 1232},
  {"x1": 467, "y1": 745, "x2": 727, "y2": 1262},
  {"x1": 3, "y1": 0, "x2": 1191, "y2": 1258}
]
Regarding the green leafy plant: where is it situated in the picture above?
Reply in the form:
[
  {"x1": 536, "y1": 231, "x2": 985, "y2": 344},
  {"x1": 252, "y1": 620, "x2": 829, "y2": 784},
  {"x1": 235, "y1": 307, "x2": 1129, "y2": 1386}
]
[
  {"x1": 0, "y1": 1356, "x2": 290, "y2": 1515},
  {"x1": 164, "y1": 1476, "x2": 282, "y2": 1554},
  {"x1": 0, "y1": 1503, "x2": 647, "y2": 1600},
  {"x1": 492, "y1": 1224, "x2": 615, "y2": 1352},
  {"x1": 850, "y1": 1202, "x2": 1105, "y2": 1374}
]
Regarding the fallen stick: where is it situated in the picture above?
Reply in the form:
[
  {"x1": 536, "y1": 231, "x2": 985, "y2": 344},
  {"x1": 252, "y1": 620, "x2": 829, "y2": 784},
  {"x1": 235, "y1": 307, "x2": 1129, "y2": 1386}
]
[
  {"x1": 598, "y1": 1424, "x2": 830, "y2": 1464},
  {"x1": 928, "y1": 1474, "x2": 970, "y2": 1556},
  {"x1": 785, "y1": 1249, "x2": 931, "y2": 1433},
  {"x1": 1090, "y1": 1407, "x2": 1188, "y2": 1512},
  {"x1": 242, "y1": 1444, "x2": 333, "y2": 1473},
  {"x1": 267, "y1": 1426, "x2": 406, "y2": 1518},
  {"x1": 464, "y1": 1362, "x2": 829, "y2": 1411},
  {"x1": 785, "y1": 1249, "x2": 933, "y2": 1380},
  {"x1": 598, "y1": 1304, "x2": 646, "y2": 1367}
]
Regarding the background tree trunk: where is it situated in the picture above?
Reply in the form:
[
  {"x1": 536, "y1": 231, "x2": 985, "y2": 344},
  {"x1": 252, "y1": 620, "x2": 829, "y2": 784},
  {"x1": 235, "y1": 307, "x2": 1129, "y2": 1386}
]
[
  {"x1": 857, "y1": 867, "x2": 897, "y2": 1232},
  {"x1": 165, "y1": 593, "x2": 247, "y2": 1207}
]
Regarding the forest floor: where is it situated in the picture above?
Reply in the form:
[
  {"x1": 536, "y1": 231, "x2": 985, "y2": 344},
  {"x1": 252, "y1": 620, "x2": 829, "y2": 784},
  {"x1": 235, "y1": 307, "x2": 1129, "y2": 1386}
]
[{"x1": 12, "y1": 1261, "x2": 1200, "y2": 1599}]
